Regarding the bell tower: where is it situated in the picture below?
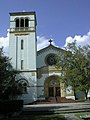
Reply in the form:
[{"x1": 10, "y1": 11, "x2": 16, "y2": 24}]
[{"x1": 9, "y1": 12, "x2": 37, "y2": 103}]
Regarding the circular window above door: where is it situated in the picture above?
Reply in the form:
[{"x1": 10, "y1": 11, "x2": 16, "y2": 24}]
[{"x1": 45, "y1": 54, "x2": 57, "y2": 66}]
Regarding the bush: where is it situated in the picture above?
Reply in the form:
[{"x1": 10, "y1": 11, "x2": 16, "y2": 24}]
[{"x1": 0, "y1": 100, "x2": 23, "y2": 115}]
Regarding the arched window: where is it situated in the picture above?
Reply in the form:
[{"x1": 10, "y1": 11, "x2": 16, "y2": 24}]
[
  {"x1": 18, "y1": 79, "x2": 29, "y2": 94},
  {"x1": 16, "y1": 19, "x2": 19, "y2": 27},
  {"x1": 25, "y1": 18, "x2": 29, "y2": 27},
  {"x1": 15, "y1": 17, "x2": 29, "y2": 31},
  {"x1": 20, "y1": 18, "x2": 24, "y2": 27}
]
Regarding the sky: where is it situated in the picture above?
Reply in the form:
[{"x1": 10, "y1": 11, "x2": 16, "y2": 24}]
[{"x1": 0, "y1": 0, "x2": 90, "y2": 54}]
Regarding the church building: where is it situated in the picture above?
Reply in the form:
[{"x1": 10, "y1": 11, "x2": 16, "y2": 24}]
[{"x1": 9, "y1": 12, "x2": 88, "y2": 104}]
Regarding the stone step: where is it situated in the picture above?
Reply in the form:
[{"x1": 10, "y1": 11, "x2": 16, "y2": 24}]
[
  {"x1": 32, "y1": 97, "x2": 80, "y2": 104},
  {"x1": 21, "y1": 107, "x2": 90, "y2": 115}
]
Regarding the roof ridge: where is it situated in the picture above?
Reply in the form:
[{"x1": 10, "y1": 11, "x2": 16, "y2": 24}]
[{"x1": 37, "y1": 44, "x2": 65, "y2": 55}]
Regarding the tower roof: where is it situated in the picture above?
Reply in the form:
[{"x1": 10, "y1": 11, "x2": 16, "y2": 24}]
[{"x1": 9, "y1": 11, "x2": 36, "y2": 16}]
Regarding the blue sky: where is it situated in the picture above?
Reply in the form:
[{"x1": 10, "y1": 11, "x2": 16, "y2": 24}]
[{"x1": 0, "y1": 0, "x2": 90, "y2": 53}]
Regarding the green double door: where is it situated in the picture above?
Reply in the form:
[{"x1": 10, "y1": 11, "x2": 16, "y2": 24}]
[{"x1": 49, "y1": 87, "x2": 61, "y2": 97}]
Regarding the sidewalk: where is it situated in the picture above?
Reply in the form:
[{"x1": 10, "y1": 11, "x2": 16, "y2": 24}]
[
  {"x1": 22, "y1": 102, "x2": 90, "y2": 120},
  {"x1": 23, "y1": 102, "x2": 90, "y2": 114},
  {"x1": 64, "y1": 113, "x2": 80, "y2": 120}
]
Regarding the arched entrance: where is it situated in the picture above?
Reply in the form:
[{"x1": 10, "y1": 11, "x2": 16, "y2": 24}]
[{"x1": 44, "y1": 75, "x2": 61, "y2": 98}]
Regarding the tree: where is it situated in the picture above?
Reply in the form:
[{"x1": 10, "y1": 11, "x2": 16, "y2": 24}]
[
  {"x1": 56, "y1": 41, "x2": 90, "y2": 100},
  {"x1": 0, "y1": 47, "x2": 22, "y2": 100}
]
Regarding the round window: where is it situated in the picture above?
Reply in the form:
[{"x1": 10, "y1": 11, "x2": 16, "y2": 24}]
[{"x1": 46, "y1": 54, "x2": 57, "y2": 65}]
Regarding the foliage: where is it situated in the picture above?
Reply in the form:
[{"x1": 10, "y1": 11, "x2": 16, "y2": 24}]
[
  {"x1": 0, "y1": 100, "x2": 23, "y2": 117},
  {"x1": 56, "y1": 41, "x2": 90, "y2": 100},
  {"x1": 0, "y1": 47, "x2": 22, "y2": 100},
  {"x1": 75, "y1": 112, "x2": 90, "y2": 120},
  {"x1": 33, "y1": 114, "x2": 67, "y2": 120}
]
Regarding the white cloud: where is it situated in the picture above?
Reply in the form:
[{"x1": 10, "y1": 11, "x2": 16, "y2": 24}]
[
  {"x1": 37, "y1": 36, "x2": 49, "y2": 51},
  {"x1": 64, "y1": 31, "x2": 90, "y2": 47},
  {"x1": 0, "y1": 30, "x2": 9, "y2": 55},
  {"x1": 37, "y1": 36, "x2": 56, "y2": 51}
]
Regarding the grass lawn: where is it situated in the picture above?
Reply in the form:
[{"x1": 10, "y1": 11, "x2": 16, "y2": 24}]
[
  {"x1": 1, "y1": 114, "x2": 67, "y2": 120},
  {"x1": 33, "y1": 114, "x2": 67, "y2": 120},
  {"x1": 75, "y1": 112, "x2": 90, "y2": 120}
]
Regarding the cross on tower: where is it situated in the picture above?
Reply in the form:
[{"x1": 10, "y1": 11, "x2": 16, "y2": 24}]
[{"x1": 49, "y1": 39, "x2": 52, "y2": 45}]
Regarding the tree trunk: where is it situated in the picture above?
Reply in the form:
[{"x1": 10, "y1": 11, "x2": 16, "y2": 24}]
[
  {"x1": 85, "y1": 90, "x2": 88, "y2": 100},
  {"x1": 74, "y1": 88, "x2": 77, "y2": 100}
]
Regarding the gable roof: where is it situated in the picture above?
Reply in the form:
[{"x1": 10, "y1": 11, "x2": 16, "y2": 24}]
[{"x1": 37, "y1": 44, "x2": 66, "y2": 55}]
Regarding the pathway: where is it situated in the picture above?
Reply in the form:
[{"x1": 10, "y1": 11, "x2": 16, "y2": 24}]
[{"x1": 64, "y1": 114, "x2": 80, "y2": 120}]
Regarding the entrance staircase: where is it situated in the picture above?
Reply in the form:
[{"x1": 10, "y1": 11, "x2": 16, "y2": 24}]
[
  {"x1": 48, "y1": 97, "x2": 80, "y2": 103},
  {"x1": 32, "y1": 97, "x2": 80, "y2": 104}
]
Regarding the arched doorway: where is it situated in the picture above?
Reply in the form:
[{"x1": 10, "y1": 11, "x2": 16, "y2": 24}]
[
  {"x1": 48, "y1": 79, "x2": 60, "y2": 97},
  {"x1": 44, "y1": 75, "x2": 61, "y2": 98}
]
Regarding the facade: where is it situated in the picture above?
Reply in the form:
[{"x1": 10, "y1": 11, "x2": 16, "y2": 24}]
[{"x1": 9, "y1": 12, "x2": 90, "y2": 104}]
